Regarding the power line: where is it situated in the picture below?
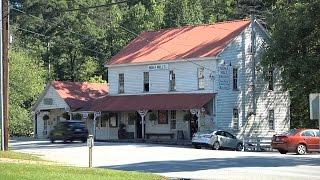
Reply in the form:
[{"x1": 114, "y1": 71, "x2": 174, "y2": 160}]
[
  {"x1": 12, "y1": 3, "x2": 216, "y2": 72},
  {"x1": 13, "y1": 26, "x2": 109, "y2": 56},
  {"x1": 10, "y1": 7, "x2": 111, "y2": 48},
  {"x1": 60, "y1": 1, "x2": 127, "y2": 12}
]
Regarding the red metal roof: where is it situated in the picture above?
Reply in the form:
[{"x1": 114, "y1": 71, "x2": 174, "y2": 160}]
[
  {"x1": 106, "y1": 20, "x2": 250, "y2": 65},
  {"x1": 81, "y1": 93, "x2": 214, "y2": 112},
  {"x1": 51, "y1": 81, "x2": 109, "y2": 109}
]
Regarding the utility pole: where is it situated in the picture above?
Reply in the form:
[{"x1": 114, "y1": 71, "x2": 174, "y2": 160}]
[
  {"x1": 0, "y1": 0, "x2": 3, "y2": 151},
  {"x1": 2, "y1": 0, "x2": 9, "y2": 151}
]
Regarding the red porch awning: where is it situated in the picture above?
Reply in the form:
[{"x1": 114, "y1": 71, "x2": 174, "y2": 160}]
[{"x1": 81, "y1": 93, "x2": 214, "y2": 112}]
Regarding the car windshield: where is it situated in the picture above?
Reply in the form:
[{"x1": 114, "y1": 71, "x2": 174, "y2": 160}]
[
  {"x1": 280, "y1": 129, "x2": 299, "y2": 136},
  {"x1": 69, "y1": 122, "x2": 86, "y2": 128}
]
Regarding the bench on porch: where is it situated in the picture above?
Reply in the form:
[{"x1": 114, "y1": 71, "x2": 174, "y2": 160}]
[{"x1": 145, "y1": 133, "x2": 174, "y2": 140}]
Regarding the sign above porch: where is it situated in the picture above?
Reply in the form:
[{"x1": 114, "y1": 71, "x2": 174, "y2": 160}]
[{"x1": 148, "y1": 64, "x2": 168, "y2": 71}]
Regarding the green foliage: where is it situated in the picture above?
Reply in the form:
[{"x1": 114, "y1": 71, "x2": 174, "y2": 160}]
[
  {"x1": 9, "y1": 104, "x2": 33, "y2": 136},
  {"x1": 149, "y1": 112, "x2": 157, "y2": 121},
  {"x1": 9, "y1": 50, "x2": 46, "y2": 136},
  {"x1": 183, "y1": 113, "x2": 192, "y2": 121},
  {"x1": 73, "y1": 113, "x2": 82, "y2": 120},
  {"x1": 262, "y1": 0, "x2": 320, "y2": 128},
  {"x1": 62, "y1": 112, "x2": 70, "y2": 120},
  {"x1": 163, "y1": 0, "x2": 203, "y2": 27}
]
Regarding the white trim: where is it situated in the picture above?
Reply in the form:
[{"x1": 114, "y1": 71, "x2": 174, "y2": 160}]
[{"x1": 105, "y1": 57, "x2": 220, "y2": 68}]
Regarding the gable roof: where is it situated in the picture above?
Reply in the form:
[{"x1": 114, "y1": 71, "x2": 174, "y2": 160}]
[
  {"x1": 106, "y1": 19, "x2": 251, "y2": 66},
  {"x1": 51, "y1": 81, "x2": 109, "y2": 109}
]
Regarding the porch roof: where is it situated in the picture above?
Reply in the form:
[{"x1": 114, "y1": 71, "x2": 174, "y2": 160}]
[{"x1": 80, "y1": 93, "x2": 214, "y2": 112}]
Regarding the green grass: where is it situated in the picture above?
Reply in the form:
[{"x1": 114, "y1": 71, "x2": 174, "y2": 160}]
[
  {"x1": 0, "y1": 162, "x2": 165, "y2": 180},
  {"x1": 0, "y1": 151, "x2": 43, "y2": 161}
]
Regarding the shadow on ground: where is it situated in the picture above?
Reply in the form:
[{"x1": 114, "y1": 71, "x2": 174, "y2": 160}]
[{"x1": 99, "y1": 156, "x2": 320, "y2": 173}]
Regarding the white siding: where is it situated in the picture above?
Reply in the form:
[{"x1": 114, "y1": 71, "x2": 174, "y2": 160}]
[
  {"x1": 102, "y1": 21, "x2": 290, "y2": 141},
  {"x1": 35, "y1": 86, "x2": 69, "y2": 111},
  {"x1": 108, "y1": 60, "x2": 216, "y2": 95},
  {"x1": 216, "y1": 23, "x2": 290, "y2": 139}
]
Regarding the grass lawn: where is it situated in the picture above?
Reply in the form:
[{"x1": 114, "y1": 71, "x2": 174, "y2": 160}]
[
  {"x1": 0, "y1": 151, "x2": 43, "y2": 161},
  {"x1": 0, "y1": 162, "x2": 165, "y2": 180},
  {"x1": 0, "y1": 151, "x2": 165, "y2": 180}
]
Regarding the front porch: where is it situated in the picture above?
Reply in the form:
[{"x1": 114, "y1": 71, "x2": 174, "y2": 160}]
[{"x1": 78, "y1": 93, "x2": 216, "y2": 142}]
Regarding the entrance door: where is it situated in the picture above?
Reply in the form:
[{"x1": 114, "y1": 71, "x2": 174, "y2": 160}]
[
  {"x1": 136, "y1": 113, "x2": 142, "y2": 139},
  {"x1": 190, "y1": 114, "x2": 198, "y2": 138}
]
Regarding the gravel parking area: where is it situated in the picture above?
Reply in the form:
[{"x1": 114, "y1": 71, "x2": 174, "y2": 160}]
[{"x1": 11, "y1": 139, "x2": 320, "y2": 180}]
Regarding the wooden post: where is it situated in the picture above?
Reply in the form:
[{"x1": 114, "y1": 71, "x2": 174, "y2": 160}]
[{"x1": 2, "y1": 0, "x2": 9, "y2": 151}]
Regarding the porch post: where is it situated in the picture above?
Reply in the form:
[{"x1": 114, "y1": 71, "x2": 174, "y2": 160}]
[
  {"x1": 190, "y1": 109, "x2": 201, "y2": 131},
  {"x1": 138, "y1": 110, "x2": 148, "y2": 140},
  {"x1": 93, "y1": 112, "x2": 101, "y2": 139}
]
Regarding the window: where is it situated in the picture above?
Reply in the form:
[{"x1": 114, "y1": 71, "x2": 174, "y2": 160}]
[
  {"x1": 268, "y1": 70, "x2": 274, "y2": 91},
  {"x1": 118, "y1": 73, "x2": 124, "y2": 94},
  {"x1": 233, "y1": 68, "x2": 238, "y2": 90},
  {"x1": 128, "y1": 113, "x2": 136, "y2": 125},
  {"x1": 225, "y1": 132, "x2": 235, "y2": 139},
  {"x1": 170, "y1": 110, "x2": 176, "y2": 129},
  {"x1": 143, "y1": 72, "x2": 149, "y2": 92},
  {"x1": 100, "y1": 116, "x2": 107, "y2": 127},
  {"x1": 198, "y1": 67, "x2": 205, "y2": 89},
  {"x1": 158, "y1": 110, "x2": 168, "y2": 124},
  {"x1": 109, "y1": 113, "x2": 118, "y2": 127},
  {"x1": 43, "y1": 98, "x2": 53, "y2": 105},
  {"x1": 268, "y1": 110, "x2": 274, "y2": 130},
  {"x1": 301, "y1": 130, "x2": 315, "y2": 137},
  {"x1": 232, "y1": 109, "x2": 239, "y2": 130},
  {"x1": 169, "y1": 70, "x2": 176, "y2": 91}
]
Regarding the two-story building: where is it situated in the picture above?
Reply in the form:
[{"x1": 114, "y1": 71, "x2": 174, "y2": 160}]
[{"x1": 79, "y1": 19, "x2": 290, "y2": 142}]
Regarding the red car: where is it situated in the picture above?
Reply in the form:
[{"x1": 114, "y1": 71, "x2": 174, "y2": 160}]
[{"x1": 271, "y1": 129, "x2": 320, "y2": 155}]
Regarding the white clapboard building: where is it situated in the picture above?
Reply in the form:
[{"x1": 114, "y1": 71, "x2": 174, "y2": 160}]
[{"x1": 78, "y1": 19, "x2": 290, "y2": 142}]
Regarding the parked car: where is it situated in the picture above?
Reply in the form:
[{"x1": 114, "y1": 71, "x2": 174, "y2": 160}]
[
  {"x1": 49, "y1": 121, "x2": 89, "y2": 143},
  {"x1": 192, "y1": 130, "x2": 243, "y2": 151},
  {"x1": 271, "y1": 129, "x2": 320, "y2": 155}
]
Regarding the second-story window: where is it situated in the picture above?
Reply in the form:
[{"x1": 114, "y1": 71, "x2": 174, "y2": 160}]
[
  {"x1": 233, "y1": 68, "x2": 238, "y2": 90},
  {"x1": 118, "y1": 73, "x2": 124, "y2": 94},
  {"x1": 268, "y1": 69, "x2": 274, "y2": 91},
  {"x1": 143, "y1": 72, "x2": 149, "y2": 92},
  {"x1": 198, "y1": 67, "x2": 205, "y2": 89},
  {"x1": 169, "y1": 70, "x2": 176, "y2": 91}
]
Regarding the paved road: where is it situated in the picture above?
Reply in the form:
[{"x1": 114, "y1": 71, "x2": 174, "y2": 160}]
[{"x1": 11, "y1": 139, "x2": 320, "y2": 180}]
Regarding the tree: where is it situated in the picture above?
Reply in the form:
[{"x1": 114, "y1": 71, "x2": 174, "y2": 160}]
[
  {"x1": 163, "y1": 0, "x2": 203, "y2": 28},
  {"x1": 9, "y1": 50, "x2": 46, "y2": 136},
  {"x1": 262, "y1": 0, "x2": 320, "y2": 128}
]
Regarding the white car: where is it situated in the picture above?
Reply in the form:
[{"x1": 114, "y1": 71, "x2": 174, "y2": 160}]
[{"x1": 192, "y1": 130, "x2": 243, "y2": 151}]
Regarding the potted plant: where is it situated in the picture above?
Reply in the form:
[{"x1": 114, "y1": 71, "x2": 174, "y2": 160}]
[
  {"x1": 62, "y1": 112, "x2": 70, "y2": 120},
  {"x1": 73, "y1": 113, "x2": 82, "y2": 120},
  {"x1": 43, "y1": 114, "x2": 49, "y2": 121},
  {"x1": 149, "y1": 112, "x2": 157, "y2": 121},
  {"x1": 183, "y1": 113, "x2": 192, "y2": 122},
  {"x1": 88, "y1": 113, "x2": 94, "y2": 120}
]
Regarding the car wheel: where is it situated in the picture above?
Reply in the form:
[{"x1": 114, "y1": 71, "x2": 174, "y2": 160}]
[
  {"x1": 193, "y1": 145, "x2": 201, "y2": 149},
  {"x1": 296, "y1": 144, "x2": 307, "y2": 155},
  {"x1": 213, "y1": 141, "x2": 220, "y2": 150},
  {"x1": 278, "y1": 150, "x2": 288, "y2": 154},
  {"x1": 235, "y1": 143, "x2": 243, "y2": 151}
]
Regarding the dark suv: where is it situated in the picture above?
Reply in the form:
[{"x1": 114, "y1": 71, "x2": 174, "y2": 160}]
[{"x1": 49, "y1": 121, "x2": 89, "y2": 143}]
